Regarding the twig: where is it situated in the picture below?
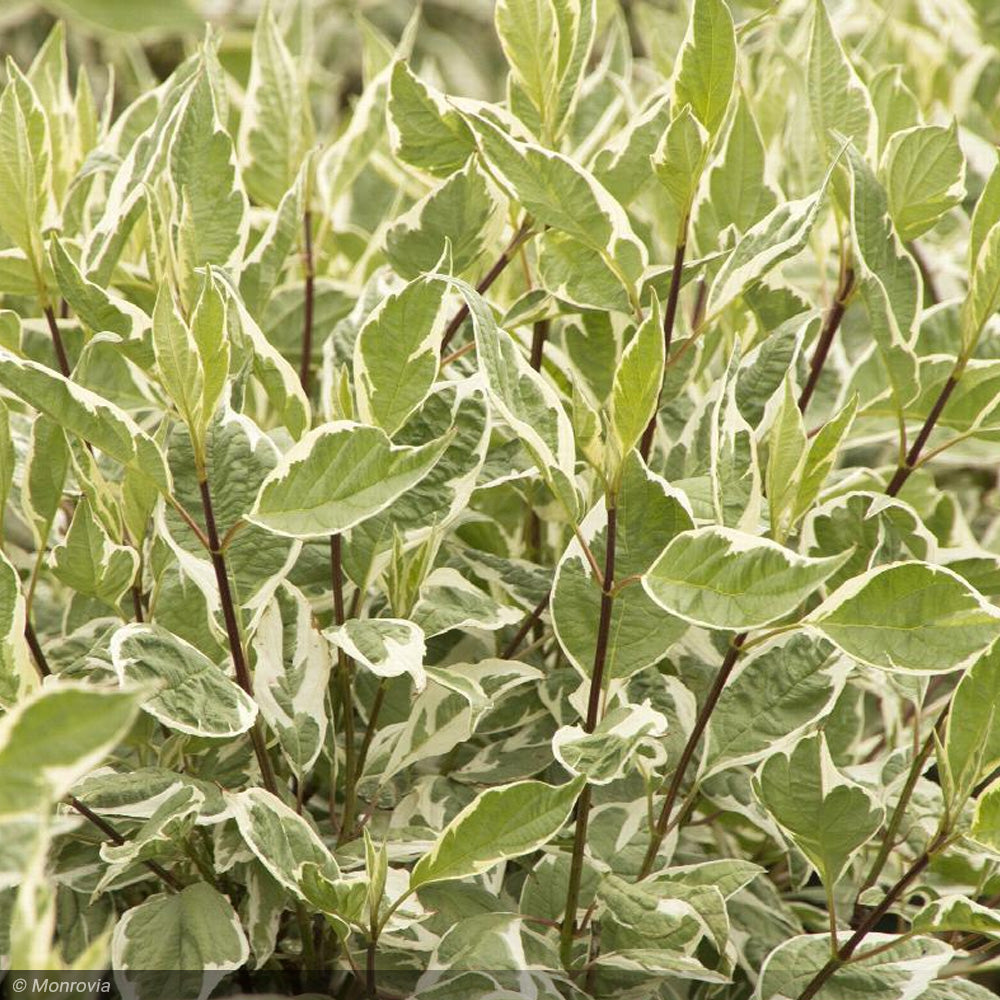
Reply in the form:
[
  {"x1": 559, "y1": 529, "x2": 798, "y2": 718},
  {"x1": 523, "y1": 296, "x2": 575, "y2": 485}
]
[
  {"x1": 885, "y1": 371, "x2": 959, "y2": 496},
  {"x1": 560, "y1": 504, "x2": 617, "y2": 969},
  {"x1": 43, "y1": 305, "x2": 71, "y2": 378},
  {"x1": 639, "y1": 227, "x2": 688, "y2": 461},
  {"x1": 797, "y1": 266, "x2": 855, "y2": 414},
  {"x1": 501, "y1": 591, "x2": 551, "y2": 659},
  {"x1": 299, "y1": 208, "x2": 315, "y2": 393},
  {"x1": 25, "y1": 620, "x2": 51, "y2": 677},
  {"x1": 439, "y1": 218, "x2": 534, "y2": 352},
  {"x1": 638, "y1": 633, "x2": 745, "y2": 878},
  {"x1": 197, "y1": 476, "x2": 279, "y2": 797},
  {"x1": 68, "y1": 796, "x2": 183, "y2": 892}
]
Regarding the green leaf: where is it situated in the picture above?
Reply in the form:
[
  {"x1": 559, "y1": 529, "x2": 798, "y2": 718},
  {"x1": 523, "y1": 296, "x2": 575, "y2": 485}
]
[
  {"x1": 189, "y1": 271, "x2": 230, "y2": 433},
  {"x1": 610, "y1": 300, "x2": 664, "y2": 463},
  {"x1": 0, "y1": 348, "x2": 171, "y2": 492},
  {"x1": 553, "y1": 701, "x2": 668, "y2": 784},
  {"x1": 758, "y1": 933, "x2": 951, "y2": 1000},
  {"x1": 410, "y1": 568, "x2": 522, "y2": 638},
  {"x1": 912, "y1": 895, "x2": 1000, "y2": 937},
  {"x1": 846, "y1": 144, "x2": 921, "y2": 409},
  {"x1": 703, "y1": 633, "x2": 851, "y2": 778},
  {"x1": 593, "y1": 92, "x2": 671, "y2": 207},
  {"x1": 0, "y1": 551, "x2": 31, "y2": 711},
  {"x1": 238, "y1": 3, "x2": 312, "y2": 207},
  {"x1": 870, "y1": 66, "x2": 920, "y2": 156},
  {"x1": 766, "y1": 382, "x2": 857, "y2": 542},
  {"x1": 465, "y1": 112, "x2": 646, "y2": 291},
  {"x1": 97, "y1": 785, "x2": 203, "y2": 891},
  {"x1": 643, "y1": 526, "x2": 848, "y2": 630},
  {"x1": 214, "y1": 264, "x2": 311, "y2": 441},
  {"x1": 706, "y1": 184, "x2": 828, "y2": 317},
  {"x1": 354, "y1": 276, "x2": 448, "y2": 436},
  {"x1": 248, "y1": 421, "x2": 450, "y2": 539},
  {"x1": 49, "y1": 238, "x2": 147, "y2": 341},
  {"x1": 806, "y1": 0, "x2": 875, "y2": 158},
  {"x1": 110, "y1": 623, "x2": 258, "y2": 737},
  {"x1": 807, "y1": 562, "x2": 1000, "y2": 673},
  {"x1": 228, "y1": 787, "x2": 339, "y2": 894},
  {"x1": 387, "y1": 61, "x2": 475, "y2": 178},
  {"x1": 325, "y1": 618, "x2": 427, "y2": 690},
  {"x1": 696, "y1": 91, "x2": 778, "y2": 247},
  {"x1": 252, "y1": 583, "x2": 333, "y2": 780},
  {"x1": 111, "y1": 884, "x2": 248, "y2": 1000},
  {"x1": 961, "y1": 220, "x2": 1000, "y2": 355},
  {"x1": 0, "y1": 684, "x2": 140, "y2": 817},
  {"x1": 970, "y1": 152, "x2": 1000, "y2": 271},
  {"x1": 672, "y1": 0, "x2": 737, "y2": 136},
  {"x1": 385, "y1": 161, "x2": 503, "y2": 281},
  {"x1": 0, "y1": 61, "x2": 49, "y2": 265},
  {"x1": 766, "y1": 377, "x2": 809, "y2": 544},
  {"x1": 410, "y1": 776, "x2": 584, "y2": 889},
  {"x1": 49, "y1": 499, "x2": 138, "y2": 608},
  {"x1": 495, "y1": 0, "x2": 559, "y2": 138},
  {"x1": 10, "y1": 403, "x2": 59, "y2": 549},
  {"x1": 152, "y1": 282, "x2": 204, "y2": 430},
  {"x1": 883, "y1": 122, "x2": 965, "y2": 241},
  {"x1": 753, "y1": 732, "x2": 883, "y2": 886},
  {"x1": 170, "y1": 72, "x2": 248, "y2": 302},
  {"x1": 945, "y1": 642, "x2": 1000, "y2": 806},
  {"x1": 447, "y1": 275, "x2": 578, "y2": 512},
  {"x1": 553, "y1": 452, "x2": 691, "y2": 680},
  {"x1": 651, "y1": 105, "x2": 709, "y2": 223},
  {"x1": 536, "y1": 230, "x2": 634, "y2": 314}
]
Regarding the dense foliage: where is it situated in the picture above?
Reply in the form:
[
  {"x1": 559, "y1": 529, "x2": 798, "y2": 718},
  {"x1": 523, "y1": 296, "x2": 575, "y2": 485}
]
[{"x1": 4, "y1": 1, "x2": 1000, "y2": 998}]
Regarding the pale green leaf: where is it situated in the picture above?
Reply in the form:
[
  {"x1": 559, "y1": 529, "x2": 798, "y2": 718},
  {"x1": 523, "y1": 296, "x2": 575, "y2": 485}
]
[
  {"x1": 410, "y1": 776, "x2": 584, "y2": 888},
  {"x1": 49, "y1": 499, "x2": 138, "y2": 608},
  {"x1": 644, "y1": 526, "x2": 849, "y2": 630},
  {"x1": 385, "y1": 161, "x2": 503, "y2": 280},
  {"x1": 651, "y1": 105, "x2": 709, "y2": 219},
  {"x1": 238, "y1": 3, "x2": 312, "y2": 207},
  {"x1": 227, "y1": 786, "x2": 340, "y2": 894},
  {"x1": 945, "y1": 642, "x2": 1000, "y2": 806},
  {"x1": 553, "y1": 452, "x2": 692, "y2": 681},
  {"x1": 111, "y1": 884, "x2": 248, "y2": 1000},
  {"x1": 325, "y1": 618, "x2": 427, "y2": 690},
  {"x1": 883, "y1": 122, "x2": 965, "y2": 241},
  {"x1": 387, "y1": 61, "x2": 475, "y2": 178},
  {"x1": 248, "y1": 421, "x2": 450, "y2": 539},
  {"x1": 110, "y1": 624, "x2": 258, "y2": 738},
  {"x1": 610, "y1": 299, "x2": 665, "y2": 461},
  {"x1": 806, "y1": 0, "x2": 875, "y2": 158},
  {"x1": 672, "y1": 0, "x2": 736, "y2": 136},
  {"x1": 807, "y1": 562, "x2": 1000, "y2": 673},
  {"x1": 0, "y1": 347, "x2": 171, "y2": 493},
  {"x1": 353, "y1": 276, "x2": 448, "y2": 436},
  {"x1": 758, "y1": 933, "x2": 951, "y2": 1000},
  {"x1": 753, "y1": 732, "x2": 883, "y2": 886},
  {"x1": 704, "y1": 633, "x2": 851, "y2": 778}
]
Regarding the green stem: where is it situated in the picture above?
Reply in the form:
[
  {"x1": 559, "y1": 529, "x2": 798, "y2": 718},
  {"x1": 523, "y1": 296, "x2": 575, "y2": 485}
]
[{"x1": 560, "y1": 502, "x2": 617, "y2": 969}]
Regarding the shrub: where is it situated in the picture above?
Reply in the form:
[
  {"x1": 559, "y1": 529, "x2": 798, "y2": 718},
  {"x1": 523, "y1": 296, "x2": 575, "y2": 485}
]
[{"x1": 2, "y1": 1, "x2": 1000, "y2": 998}]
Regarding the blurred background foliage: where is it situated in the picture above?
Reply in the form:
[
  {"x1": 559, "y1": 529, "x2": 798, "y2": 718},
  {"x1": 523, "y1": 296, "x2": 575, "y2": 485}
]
[{"x1": 2, "y1": 0, "x2": 999, "y2": 146}]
